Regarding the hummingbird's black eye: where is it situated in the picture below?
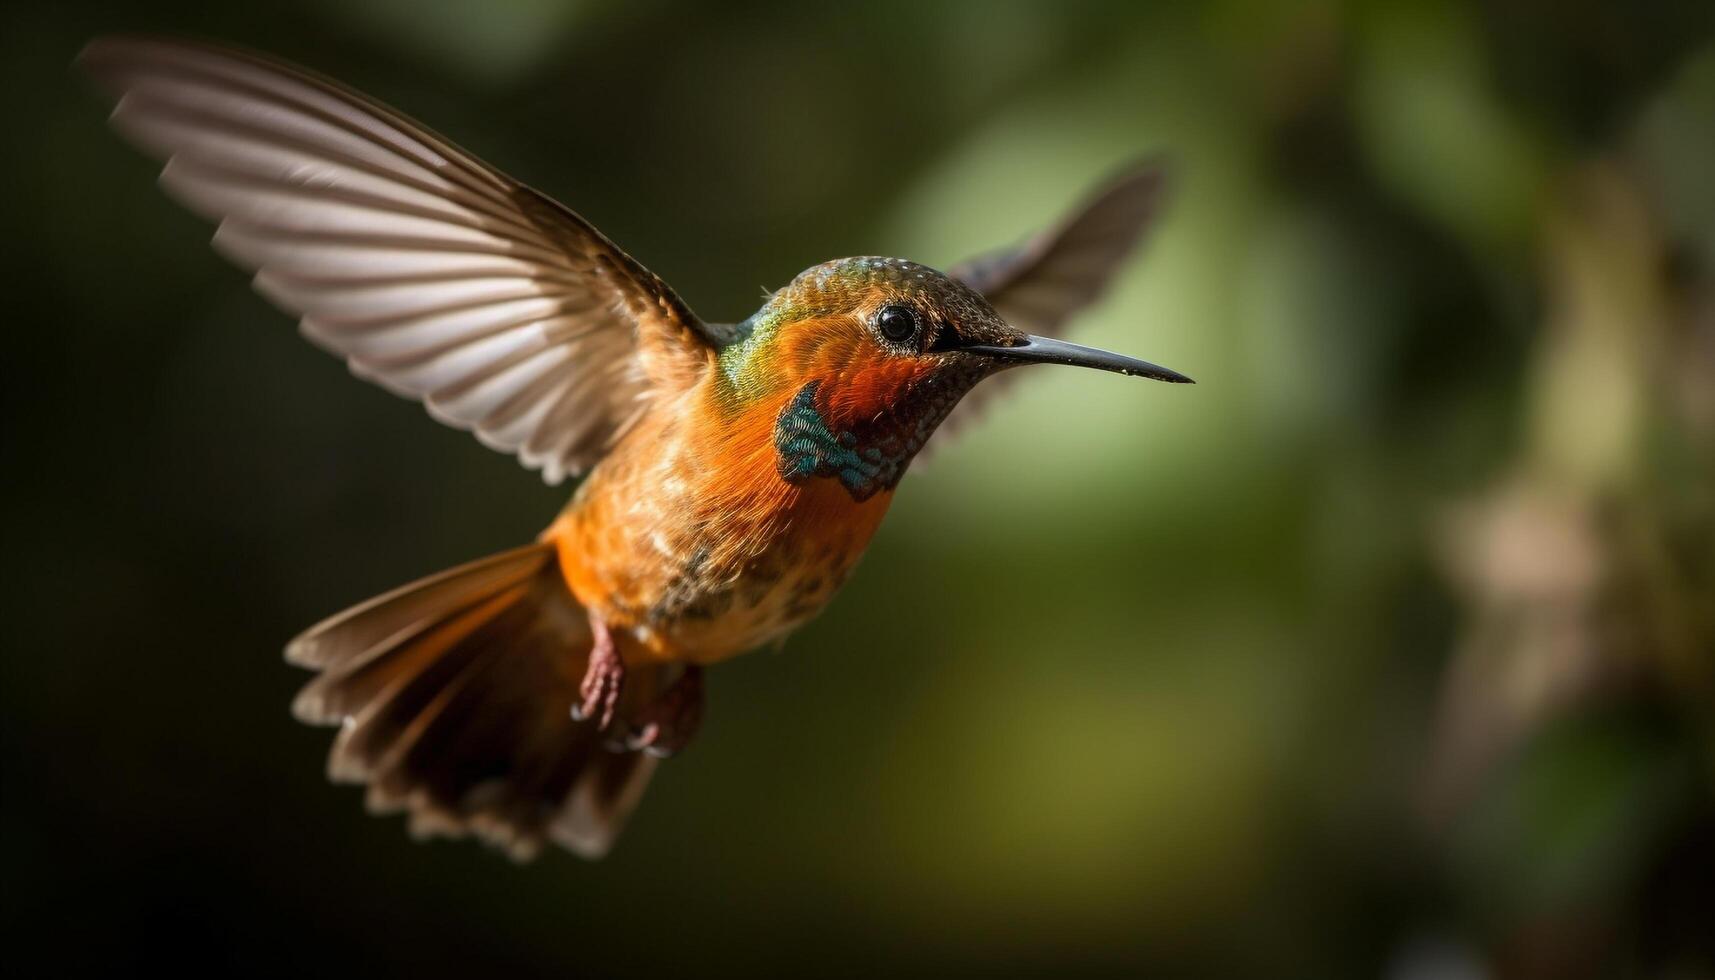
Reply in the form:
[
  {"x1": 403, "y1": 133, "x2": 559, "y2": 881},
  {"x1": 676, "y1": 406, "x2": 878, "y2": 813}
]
[{"x1": 875, "y1": 305, "x2": 920, "y2": 345}]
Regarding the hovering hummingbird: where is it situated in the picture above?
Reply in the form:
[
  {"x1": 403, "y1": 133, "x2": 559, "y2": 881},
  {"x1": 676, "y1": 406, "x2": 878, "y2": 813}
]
[{"x1": 80, "y1": 35, "x2": 1192, "y2": 860}]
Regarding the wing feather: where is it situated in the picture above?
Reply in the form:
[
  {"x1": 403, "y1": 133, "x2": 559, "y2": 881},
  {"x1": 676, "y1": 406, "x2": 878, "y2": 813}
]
[
  {"x1": 950, "y1": 161, "x2": 1168, "y2": 334},
  {"x1": 937, "y1": 161, "x2": 1170, "y2": 446},
  {"x1": 80, "y1": 34, "x2": 714, "y2": 483}
]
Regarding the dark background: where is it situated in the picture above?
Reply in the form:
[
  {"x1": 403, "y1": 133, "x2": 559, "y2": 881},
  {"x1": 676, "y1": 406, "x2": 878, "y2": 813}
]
[{"x1": 4, "y1": 1, "x2": 1714, "y2": 977}]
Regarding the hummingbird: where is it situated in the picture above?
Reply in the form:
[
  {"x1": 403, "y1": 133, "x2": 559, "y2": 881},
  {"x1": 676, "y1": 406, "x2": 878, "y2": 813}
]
[{"x1": 79, "y1": 35, "x2": 1192, "y2": 861}]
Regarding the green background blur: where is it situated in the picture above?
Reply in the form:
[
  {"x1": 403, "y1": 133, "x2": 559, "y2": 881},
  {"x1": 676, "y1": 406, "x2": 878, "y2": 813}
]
[{"x1": 4, "y1": 1, "x2": 1713, "y2": 976}]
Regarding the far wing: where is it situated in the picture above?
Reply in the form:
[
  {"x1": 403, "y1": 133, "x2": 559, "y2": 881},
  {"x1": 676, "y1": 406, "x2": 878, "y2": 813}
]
[{"x1": 937, "y1": 161, "x2": 1169, "y2": 445}]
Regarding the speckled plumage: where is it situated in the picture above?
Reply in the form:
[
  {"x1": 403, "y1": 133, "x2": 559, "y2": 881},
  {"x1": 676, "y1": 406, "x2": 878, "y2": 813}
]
[{"x1": 552, "y1": 257, "x2": 1016, "y2": 667}]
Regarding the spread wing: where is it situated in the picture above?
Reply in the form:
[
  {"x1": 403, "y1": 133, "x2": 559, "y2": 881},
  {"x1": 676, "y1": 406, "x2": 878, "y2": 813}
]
[
  {"x1": 938, "y1": 162, "x2": 1169, "y2": 444},
  {"x1": 79, "y1": 35, "x2": 717, "y2": 485},
  {"x1": 950, "y1": 161, "x2": 1168, "y2": 334}
]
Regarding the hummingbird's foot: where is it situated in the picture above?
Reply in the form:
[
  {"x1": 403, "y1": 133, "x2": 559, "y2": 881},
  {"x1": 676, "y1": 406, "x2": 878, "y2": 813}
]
[
  {"x1": 625, "y1": 665, "x2": 704, "y2": 758},
  {"x1": 573, "y1": 615, "x2": 625, "y2": 731}
]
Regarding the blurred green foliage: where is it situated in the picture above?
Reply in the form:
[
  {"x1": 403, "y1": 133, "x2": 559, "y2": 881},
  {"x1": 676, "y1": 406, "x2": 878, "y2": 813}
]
[{"x1": 3, "y1": 0, "x2": 1712, "y2": 977}]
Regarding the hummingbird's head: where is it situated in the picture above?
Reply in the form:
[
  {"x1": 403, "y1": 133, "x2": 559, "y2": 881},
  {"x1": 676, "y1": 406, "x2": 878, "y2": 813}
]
[{"x1": 717, "y1": 256, "x2": 1188, "y2": 500}]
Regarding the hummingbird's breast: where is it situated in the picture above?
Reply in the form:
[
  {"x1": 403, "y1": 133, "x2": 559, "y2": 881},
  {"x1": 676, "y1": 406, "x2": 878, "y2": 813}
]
[{"x1": 547, "y1": 386, "x2": 894, "y2": 666}]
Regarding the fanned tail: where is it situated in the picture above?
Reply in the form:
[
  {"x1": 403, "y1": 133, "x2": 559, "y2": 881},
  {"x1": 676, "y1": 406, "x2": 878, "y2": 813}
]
[{"x1": 287, "y1": 542, "x2": 660, "y2": 860}]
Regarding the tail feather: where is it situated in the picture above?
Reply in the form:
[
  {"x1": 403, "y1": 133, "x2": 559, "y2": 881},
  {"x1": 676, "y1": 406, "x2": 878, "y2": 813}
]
[
  {"x1": 286, "y1": 543, "x2": 552, "y2": 671},
  {"x1": 294, "y1": 584, "x2": 527, "y2": 730},
  {"x1": 286, "y1": 541, "x2": 660, "y2": 860},
  {"x1": 324, "y1": 591, "x2": 522, "y2": 783}
]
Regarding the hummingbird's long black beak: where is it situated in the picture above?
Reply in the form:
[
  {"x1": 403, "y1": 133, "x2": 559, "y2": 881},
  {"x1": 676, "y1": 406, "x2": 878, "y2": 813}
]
[{"x1": 962, "y1": 335, "x2": 1194, "y2": 384}]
